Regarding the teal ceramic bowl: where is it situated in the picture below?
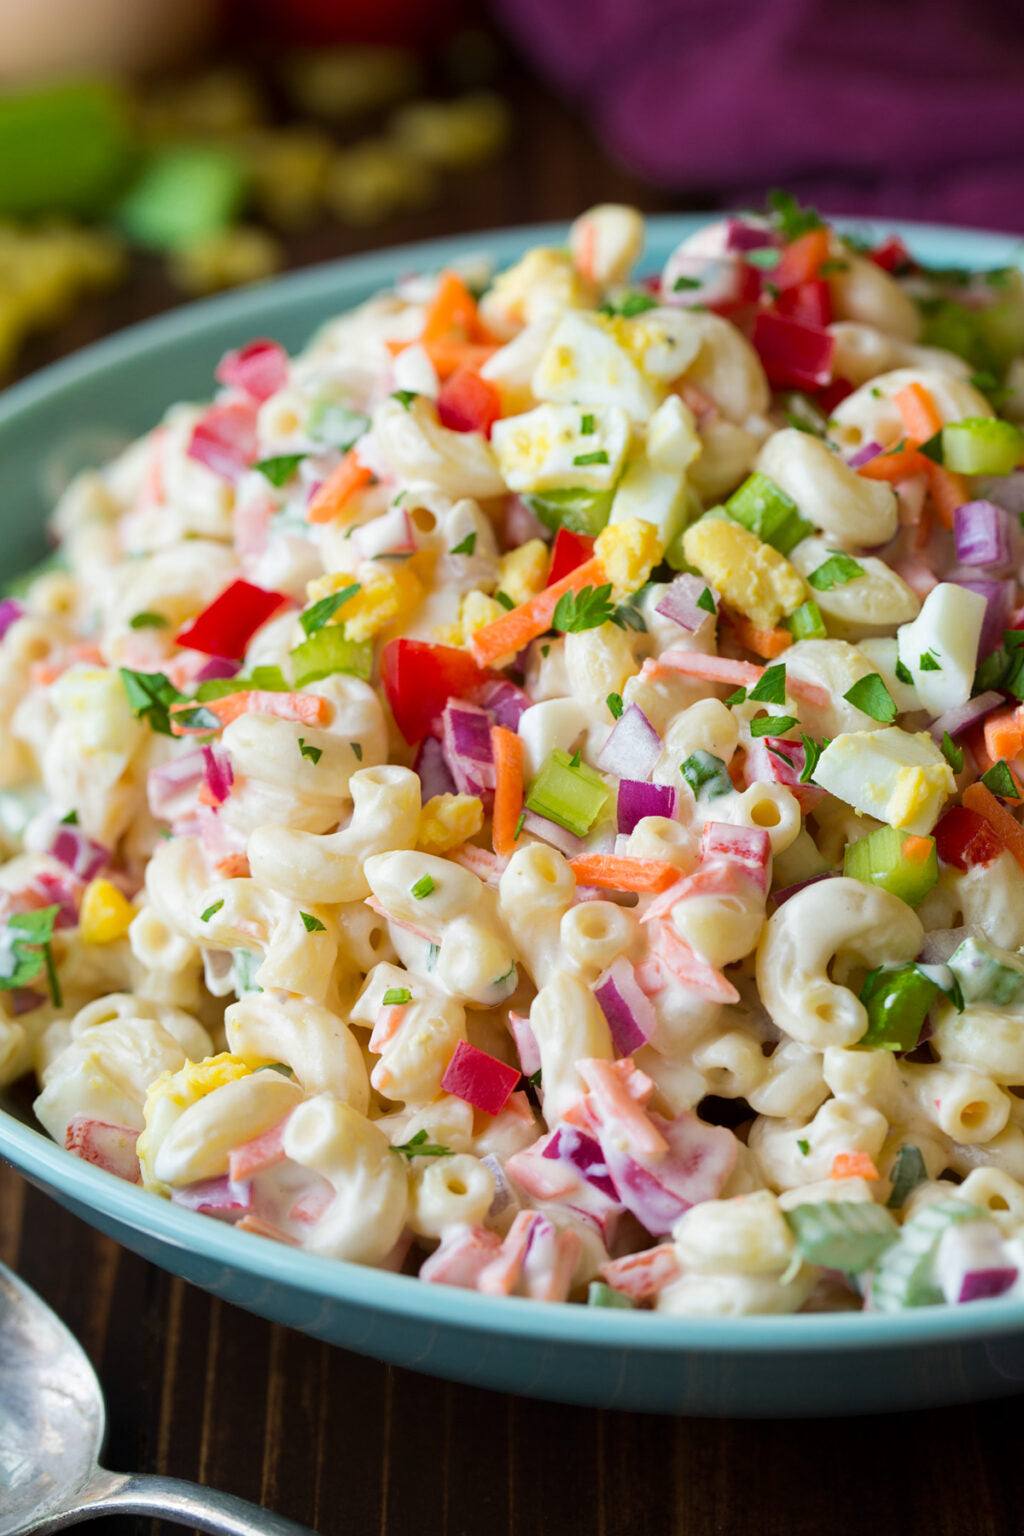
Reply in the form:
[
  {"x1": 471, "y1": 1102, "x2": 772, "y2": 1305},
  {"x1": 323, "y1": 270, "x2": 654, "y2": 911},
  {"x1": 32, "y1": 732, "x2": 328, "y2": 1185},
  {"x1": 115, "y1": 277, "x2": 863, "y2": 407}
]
[{"x1": 3, "y1": 216, "x2": 1024, "y2": 1418}]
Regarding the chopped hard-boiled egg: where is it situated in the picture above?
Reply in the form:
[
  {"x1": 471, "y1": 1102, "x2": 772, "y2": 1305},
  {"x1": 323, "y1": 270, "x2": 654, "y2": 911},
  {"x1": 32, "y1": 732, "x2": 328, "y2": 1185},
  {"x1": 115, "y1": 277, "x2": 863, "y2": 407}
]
[
  {"x1": 307, "y1": 563, "x2": 423, "y2": 641},
  {"x1": 596, "y1": 515, "x2": 664, "y2": 595},
  {"x1": 417, "y1": 793, "x2": 484, "y2": 853},
  {"x1": 479, "y1": 247, "x2": 594, "y2": 337},
  {"x1": 79, "y1": 879, "x2": 136, "y2": 944},
  {"x1": 682, "y1": 517, "x2": 806, "y2": 630},
  {"x1": 532, "y1": 310, "x2": 661, "y2": 421},
  {"x1": 460, "y1": 589, "x2": 507, "y2": 636},
  {"x1": 137, "y1": 1052, "x2": 255, "y2": 1193},
  {"x1": 497, "y1": 539, "x2": 548, "y2": 605},
  {"x1": 896, "y1": 582, "x2": 988, "y2": 714},
  {"x1": 50, "y1": 665, "x2": 145, "y2": 755},
  {"x1": 607, "y1": 455, "x2": 689, "y2": 549},
  {"x1": 646, "y1": 394, "x2": 702, "y2": 473},
  {"x1": 491, "y1": 402, "x2": 630, "y2": 493},
  {"x1": 813, "y1": 727, "x2": 956, "y2": 835}
]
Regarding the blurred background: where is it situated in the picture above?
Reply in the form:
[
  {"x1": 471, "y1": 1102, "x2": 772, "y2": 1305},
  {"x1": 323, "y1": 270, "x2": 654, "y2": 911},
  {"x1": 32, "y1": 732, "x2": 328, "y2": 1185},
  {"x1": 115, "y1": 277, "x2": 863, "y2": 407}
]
[{"x1": 0, "y1": 0, "x2": 1022, "y2": 383}]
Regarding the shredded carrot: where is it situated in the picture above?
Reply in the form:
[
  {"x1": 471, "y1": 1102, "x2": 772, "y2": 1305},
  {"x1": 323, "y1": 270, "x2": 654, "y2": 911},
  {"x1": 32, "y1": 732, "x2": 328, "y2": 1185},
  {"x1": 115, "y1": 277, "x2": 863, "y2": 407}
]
[
  {"x1": 831, "y1": 1152, "x2": 879, "y2": 1180},
  {"x1": 171, "y1": 690, "x2": 330, "y2": 734},
  {"x1": 648, "y1": 650, "x2": 764, "y2": 688},
  {"x1": 901, "y1": 835, "x2": 934, "y2": 866},
  {"x1": 369, "y1": 1003, "x2": 407, "y2": 1053},
  {"x1": 726, "y1": 611, "x2": 793, "y2": 660},
  {"x1": 984, "y1": 706, "x2": 1024, "y2": 766},
  {"x1": 478, "y1": 1209, "x2": 536, "y2": 1295},
  {"x1": 468, "y1": 555, "x2": 605, "y2": 667},
  {"x1": 306, "y1": 450, "x2": 373, "y2": 526},
  {"x1": 645, "y1": 920, "x2": 740, "y2": 1004},
  {"x1": 567, "y1": 854, "x2": 681, "y2": 893},
  {"x1": 574, "y1": 218, "x2": 598, "y2": 282},
  {"x1": 577, "y1": 1059, "x2": 668, "y2": 1156},
  {"x1": 228, "y1": 1119, "x2": 288, "y2": 1183},
  {"x1": 856, "y1": 443, "x2": 929, "y2": 482},
  {"x1": 774, "y1": 227, "x2": 831, "y2": 290},
  {"x1": 923, "y1": 460, "x2": 969, "y2": 531},
  {"x1": 423, "y1": 338, "x2": 500, "y2": 380},
  {"x1": 599, "y1": 1245, "x2": 682, "y2": 1300},
  {"x1": 421, "y1": 270, "x2": 487, "y2": 345},
  {"x1": 962, "y1": 781, "x2": 1024, "y2": 872},
  {"x1": 491, "y1": 725, "x2": 525, "y2": 859},
  {"x1": 30, "y1": 664, "x2": 64, "y2": 688},
  {"x1": 236, "y1": 1214, "x2": 298, "y2": 1245},
  {"x1": 214, "y1": 853, "x2": 249, "y2": 878},
  {"x1": 893, "y1": 381, "x2": 944, "y2": 443}
]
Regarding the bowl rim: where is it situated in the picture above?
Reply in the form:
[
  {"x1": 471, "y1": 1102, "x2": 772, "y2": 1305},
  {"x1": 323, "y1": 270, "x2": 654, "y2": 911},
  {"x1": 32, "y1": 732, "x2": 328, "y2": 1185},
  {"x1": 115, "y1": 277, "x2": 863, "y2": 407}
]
[{"x1": 3, "y1": 210, "x2": 1024, "y2": 1355}]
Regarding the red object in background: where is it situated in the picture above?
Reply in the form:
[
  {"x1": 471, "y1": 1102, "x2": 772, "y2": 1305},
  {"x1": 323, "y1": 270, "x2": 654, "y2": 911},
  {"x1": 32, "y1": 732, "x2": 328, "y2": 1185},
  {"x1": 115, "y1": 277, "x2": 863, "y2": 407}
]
[
  {"x1": 238, "y1": 0, "x2": 471, "y2": 46},
  {"x1": 437, "y1": 367, "x2": 502, "y2": 436},
  {"x1": 933, "y1": 806, "x2": 1003, "y2": 870},
  {"x1": 546, "y1": 527, "x2": 595, "y2": 587},
  {"x1": 380, "y1": 638, "x2": 491, "y2": 742},
  {"x1": 775, "y1": 279, "x2": 832, "y2": 329},
  {"x1": 175, "y1": 579, "x2": 289, "y2": 658},
  {"x1": 751, "y1": 309, "x2": 835, "y2": 390}
]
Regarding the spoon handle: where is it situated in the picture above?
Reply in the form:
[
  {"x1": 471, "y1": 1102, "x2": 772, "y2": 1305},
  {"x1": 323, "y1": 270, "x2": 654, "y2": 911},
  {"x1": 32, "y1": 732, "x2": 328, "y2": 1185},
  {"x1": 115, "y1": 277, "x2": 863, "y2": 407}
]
[{"x1": 34, "y1": 1468, "x2": 317, "y2": 1536}]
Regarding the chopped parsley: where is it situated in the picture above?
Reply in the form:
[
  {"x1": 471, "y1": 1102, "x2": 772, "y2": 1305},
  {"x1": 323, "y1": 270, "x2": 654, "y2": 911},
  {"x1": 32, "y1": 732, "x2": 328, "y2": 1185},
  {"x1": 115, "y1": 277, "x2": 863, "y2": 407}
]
[
  {"x1": 766, "y1": 188, "x2": 824, "y2": 240},
  {"x1": 981, "y1": 760, "x2": 1018, "y2": 798},
  {"x1": 0, "y1": 905, "x2": 62, "y2": 1006},
  {"x1": 201, "y1": 901, "x2": 224, "y2": 923},
  {"x1": 300, "y1": 911, "x2": 326, "y2": 932},
  {"x1": 392, "y1": 1128, "x2": 453, "y2": 1160},
  {"x1": 745, "y1": 247, "x2": 782, "y2": 271},
  {"x1": 807, "y1": 552, "x2": 865, "y2": 591},
  {"x1": 844, "y1": 674, "x2": 898, "y2": 723},
  {"x1": 673, "y1": 275, "x2": 701, "y2": 291},
  {"x1": 119, "y1": 669, "x2": 184, "y2": 736},
  {"x1": 612, "y1": 600, "x2": 647, "y2": 633},
  {"x1": 919, "y1": 651, "x2": 942, "y2": 672},
  {"x1": 410, "y1": 874, "x2": 436, "y2": 899},
  {"x1": 169, "y1": 703, "x2": 222, "y2": 734},
  {"x1": 382, "y1": 986, "x2": 411, "y2": 1005},
  {"x1": 750, "y1": 713, "x2": 798, "y2": 737},
  {"x1": 450, "y1": 532, "x2": 477, "y2": 556},
  {"x1": 59, "y1": 809, "x2": 79, "y2": 825},
  {"x1": 681, "y1": 750, "x2": 732, "y2": 800},
  {"x1": 129, "y1": 611, "x2": 169, "y2": 630},
  {"x1": 797, "y1": 1139, "x2": 811, "y2": 1156},
  {"x1": 606, "y1": 692, "x2": 624, "y2": 719},
  {"x1": 254, "y1": 453, "x2": 305, "y2": 488},
  {"x1": 552, "y1": 583, "x2": 617, "y2": 633},
  {"x1": 350, "y1": 741, "x2": 363, "y2": 760},
  {"x1": 601, "y1": 291, "x2": 658, "y2": 318},
  {"x1": 300, "y1": 583, "x2": 360, "y2": 637},
  {"x1": 298, "y1": 737, "x2": 322, "y2": 764},
  {"x1": 799, "y1": 734, "x2": 826, "y2": 784},
  {"x1": 941, "y1": 732, "x2": 964, "y2": 774},
  {"x1": 696, "y1": 586, "x2": 717, "y2": 615},
  {"x1": 724, "y1": 687, "x2": 747, "y2": 706},
  {"x1": 749, "y1": 663, "x2": 787, "y2": 705},
  {"x1": 894, "y1": 658, "x2": 914, "y2": 686},
  {"x1": 494, "y1": 590, "x2": 515, "y2": 611},
  {"x1": 391, "y1": 390, "x2": 418, "y2": 410},
  {"x1": 573, "y1": 450, "x2": 609, "y2": 468}
]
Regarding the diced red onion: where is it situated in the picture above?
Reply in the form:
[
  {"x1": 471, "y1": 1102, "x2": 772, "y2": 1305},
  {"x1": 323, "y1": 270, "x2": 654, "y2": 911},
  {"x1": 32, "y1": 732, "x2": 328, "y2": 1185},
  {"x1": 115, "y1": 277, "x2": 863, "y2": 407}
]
[
  {"x1": 350, "y1": 505, "x2": 415, "y2": 561},
  {"x1": 542, "y1": 1125, "x2": 619, "y2": 1200},
  {"x1": 597, "y1": 703, "x2": 661, "y2": 781},
  {"x1": 661, "y1": 252, "x2": 748, "y2": 310},
  {"x1": 195, "y1": 656, "x2": 241, "y2": 685},
  {"x1": 744, "y1": 735, "x2": 825, "y2": 811},
  {"x1": 214, "y1": 339, "x2": 288, "y2": 403},
  {"x1": 954, "y1": 501, "x2": 1011, "y2": 568},
  {"x1": 25, "y1": 870, "x2": 80, "y2": 928},
  {"x1": 977, "y1": 471, "x2": 1024, "y2": 515},
  {"x1": 46, "y1": 823, "x2": 109, "y2": 881},
  {"x1": 958, "y1": 1267, "x2": 1018, "y2": 1303},
  {"x1": 520, "y1": 810, "x2": 586, "y2": 857},
  {"x1": 700, "y1": 822, "x2": 772, "y2": 892},
  {"x1": 846, "y1": 440, "x2": 885, "y2": 469},
  {"x1": 11, "y1": 987, "x2": 45, "y2": 1015},
  {"x1": 148, "y1": 750, "x2": 206, "y2": 819},
  {"x1": 596, "y1": 1110, "x2": 737, "y2": 1236},
  {"x1": 772, "y1": 871, "x2": 836, "y2": 907},
  {"x1": 413, "y1": 735, "x2": 457, "y2": 800},
  {"x1": 509, "y1": 1011, "x2": 541, "y2": 1076},
  {"x1": 171, "y1": 1174, "x2": 253, "y2": 1219},
  {"x1": 441, "y1": 700, "x2": 495, "y2": 797},
  {"x1": 655, "y1": 574, "x2": 718, "y2": 632},
  {"x1": 951, "y1": 577, "x2": 1014, "y2": 658},
  {"x1": 187, "y1": 401, "x2": 259, "y2": 482},
  {"x1": 927, "y1": 691, "x2": 1004, "y2": 743},
  {"x1": 201, "y1": 744, "x2": 234, "y2": 806},
  {"x1": 0, "y1": 598, "x2": 24, "y2": 639},
  {"x1": 594, "y1": 957, "x2": 657, "y2": 1055},
  {"x1": 617, "y1": 779, "x2": 678, "y2": 834},
  {"x1": 724, "y1": 217, "x2": 778, "y2": 252},
  {"x1": 475, "y1": 678, "x2": 529, "y2": 731}
]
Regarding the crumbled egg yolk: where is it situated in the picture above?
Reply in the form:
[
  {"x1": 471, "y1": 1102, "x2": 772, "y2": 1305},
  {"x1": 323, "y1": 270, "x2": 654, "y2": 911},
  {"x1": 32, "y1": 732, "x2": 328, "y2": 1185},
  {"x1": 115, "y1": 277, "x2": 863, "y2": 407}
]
[
  {"x1": 497, "y1": 539, "x2": 548, "y2": 605},
  {"x1": 596, "y1": 516, "x2": 663, "y2": 597},
  {"x1": 682, "y1": 517, "x2": 806, "y2": 630},
  {"x1": 306, "y1": 564, "x2": 423, "y2": 641},
  {"x1": 417, "y1": 793, "x2": 484, "y2": 853},
  {"x1": 460, "y1": 589, "x2": 507, "y2": 635},
  {"x1": 79, "y1": 879, "x2": 136, "y2": 944},
  {"x1": 137, "y1": 1053, "x2": 255, "y2": 1193},
  {"x1": 482, "y1": 247, "x2": 594, "y2": 331}
]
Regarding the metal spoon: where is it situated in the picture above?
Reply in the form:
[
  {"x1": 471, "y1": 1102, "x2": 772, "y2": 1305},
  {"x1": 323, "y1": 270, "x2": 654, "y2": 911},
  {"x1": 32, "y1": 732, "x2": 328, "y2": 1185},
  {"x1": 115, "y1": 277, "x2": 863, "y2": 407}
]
[{"x1": 0, "y1": 1261, "x2": 316, "y2": 1536}]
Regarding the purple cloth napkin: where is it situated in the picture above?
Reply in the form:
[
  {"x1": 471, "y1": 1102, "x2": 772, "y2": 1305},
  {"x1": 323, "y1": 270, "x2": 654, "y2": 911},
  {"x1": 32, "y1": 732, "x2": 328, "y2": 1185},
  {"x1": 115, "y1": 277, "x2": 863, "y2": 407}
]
[{"x1": 494, "y1": 0, "x2": 1024, "y2": 232}]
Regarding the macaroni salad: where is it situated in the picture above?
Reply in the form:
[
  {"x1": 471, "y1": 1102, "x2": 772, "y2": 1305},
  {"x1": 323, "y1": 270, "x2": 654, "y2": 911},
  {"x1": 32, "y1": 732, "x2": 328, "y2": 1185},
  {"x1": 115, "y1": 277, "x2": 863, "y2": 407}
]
[{"x1": 5, "y1": 196, "x2": 1024, "y2": 1316}]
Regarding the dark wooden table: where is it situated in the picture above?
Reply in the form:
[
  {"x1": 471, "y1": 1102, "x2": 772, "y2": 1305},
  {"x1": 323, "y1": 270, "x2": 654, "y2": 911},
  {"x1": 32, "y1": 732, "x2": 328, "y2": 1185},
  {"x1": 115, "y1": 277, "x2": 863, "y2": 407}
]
[{"x1": 3, "y1": 66, "x2": 1023, "y2": 1536}]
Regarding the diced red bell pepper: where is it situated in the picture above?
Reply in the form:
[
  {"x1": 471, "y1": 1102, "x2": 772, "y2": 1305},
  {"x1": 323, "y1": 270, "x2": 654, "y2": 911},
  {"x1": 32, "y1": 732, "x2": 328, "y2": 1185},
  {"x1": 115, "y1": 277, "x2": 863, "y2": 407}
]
[
  {"x1": 776, "y1": 278, "x2": 833, "y2": 329},
  {"x1": 214, "y1": 338, "x2": 288, "y2": 402},
  {"x1": 933, "y1": 806, "x2": 1004, "y2": 871},
  {"x1": 380, "y1": 637, "x2": 492, "y2": 743},
  {"x1": 751, "y1": 309, "x2": 835, "y2": 391},
  {"x1": 546, "y1": 526, "x2": 595, "y2": 587},
  {"x1": 175, "y1": 579, "x2": 289, "y2": 659},
  {"x1": 441, "y1": 1039, "x2": 521, "y2": 1117},
  {"x1": 700, "y1": 821, "x2": 772, "y2": 892},
  {"x1": 870, "y1": 235, "x2": 913, "y2": 275},
  {"x1": 436, "y1": 366, "x2": 502, "y2": 437},
  {"x1": 816, "y1": 375, "x2": 855, "y2": 414}
]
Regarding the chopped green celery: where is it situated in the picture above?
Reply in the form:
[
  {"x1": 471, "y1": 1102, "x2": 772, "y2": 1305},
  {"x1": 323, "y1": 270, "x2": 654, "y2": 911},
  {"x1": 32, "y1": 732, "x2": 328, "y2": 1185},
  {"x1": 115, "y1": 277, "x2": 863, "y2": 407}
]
[
  {"x1": 872, "y1": 1200, "x2": 984, "y2": 1310},
  {"x1": 919, "y1": 298, "x2": 992, "y2": 372},
  {"x1": 587, "y1": 1281, "x2": 634, "y2": 1308},
  {"x1": 308, "y1": 400, "x2": 370, "y2": 452},
  {"x1": 525, "y1": 748, "x2": 609, "y2": 836},
  {"x1": 886, "y1": 1145, "x2": 929, "y2": 1210},
  {"x1": 784, "y1": 1201, "x2": 899, "y2": 1273},
  {"x1": 0, "y1": 79, "x2": 132, "y2": 218},
  {"x1": 289, "y1": 628, "x2": 373, "y2": 687},
  {"x1": 941, "y1": 417, "x2": 1024, "y2": 476},
  {"x1": 523, "y1": 486, "x2": 614, "y2": 537},
  {"x1": 786, "y1": 599, "x2": 827, "y2": 641},
  {"x1": 114, "y1": 145, "x2": 247, "y2": 250},
  {"x1": 857, "y1": 965, "x2": 939, "y2": 1052},
  {"x1": 197, "y1": 666, "x2": 289, "y2": 702},
  {"x1": 947, "y1": 935, "x2": 1024, "y2": 1007},
  {"x1": 724, "y1": 472, "x2": 814, "y2": 555},
  {"x1": 843, "y1": 825, "x2": 938, "y2": 906}
]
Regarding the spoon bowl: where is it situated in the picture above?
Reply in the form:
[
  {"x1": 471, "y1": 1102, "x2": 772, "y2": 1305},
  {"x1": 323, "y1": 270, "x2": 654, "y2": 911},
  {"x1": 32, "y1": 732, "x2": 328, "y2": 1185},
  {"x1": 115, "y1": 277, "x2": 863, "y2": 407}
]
[{"x1": 0, "y1": 1262, "x2": 313, "y2": 1536}]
